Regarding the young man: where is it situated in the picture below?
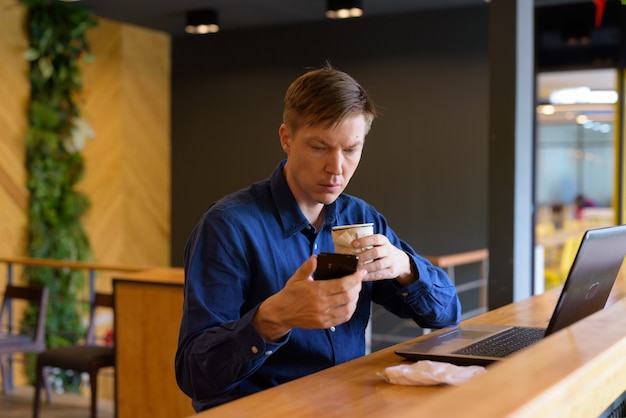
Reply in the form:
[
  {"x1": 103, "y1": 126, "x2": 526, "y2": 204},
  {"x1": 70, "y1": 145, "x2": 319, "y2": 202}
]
[{"x1": 176, "y1": 65, "x2": 461, "y2": 411}]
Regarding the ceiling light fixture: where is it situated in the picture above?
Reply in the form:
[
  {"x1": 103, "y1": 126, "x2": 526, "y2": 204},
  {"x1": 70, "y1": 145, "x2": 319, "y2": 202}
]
[
  {"x1": 185, "y1": 9, "x2": 219, "y2": 34},
  {"x1": 549, "y1": 87, "x2": 618, "y2": 104},
  {"x1": 326, "y1": 0, "x2": 363, "y2": 19}
]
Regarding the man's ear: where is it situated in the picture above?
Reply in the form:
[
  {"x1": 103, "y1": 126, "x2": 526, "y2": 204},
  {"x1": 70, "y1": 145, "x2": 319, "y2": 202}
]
[{"x1": 279, "y1": 123, "x2": 291, "y2": 154}]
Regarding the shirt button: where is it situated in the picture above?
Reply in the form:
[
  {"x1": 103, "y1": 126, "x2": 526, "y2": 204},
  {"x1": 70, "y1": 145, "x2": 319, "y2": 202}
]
[
  {"x1": 329, "y1": 326, "x2": 336, "y2": 332},
  {"x1": 401, "y1": 292, "x2": 409, "y2": 298},
  {"x1": 314, "y1": 243, "x2": 318, "y2": 250},
  {"x1": 251, "y1": 346, "x2": 259, "y2": 354},
  {"x1": 265, "y1": 350, "x2": 273, "y2": 356}
]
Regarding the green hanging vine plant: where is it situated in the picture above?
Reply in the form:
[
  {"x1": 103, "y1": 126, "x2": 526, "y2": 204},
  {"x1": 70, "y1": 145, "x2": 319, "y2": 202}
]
[{"x1": 20, "y1": 0, "x2": 97, "y2": 391}]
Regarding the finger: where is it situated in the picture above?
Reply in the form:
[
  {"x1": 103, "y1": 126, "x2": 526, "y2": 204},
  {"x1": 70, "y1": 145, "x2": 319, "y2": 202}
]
[
  {"x1": 318, "y1": 269, "x2": 365, "y2": 297},
  {"x1": 334, "y1": 269, "x2": 367, "y2": 289},
  {"x1": 355, "y1": 246, "x2": 382, "y2": 266},
  {"x1": 323, "y1": 277, "x2": 363, "y2": 313},
  {"x1": 352, "y1": 233, "x2": 385, "y2": 250}
]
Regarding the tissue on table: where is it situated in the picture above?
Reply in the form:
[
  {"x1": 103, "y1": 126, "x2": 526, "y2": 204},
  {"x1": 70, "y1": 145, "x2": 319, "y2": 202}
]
[{"x1": 379, "y1": 360, "x2": 486, "y2": 386}]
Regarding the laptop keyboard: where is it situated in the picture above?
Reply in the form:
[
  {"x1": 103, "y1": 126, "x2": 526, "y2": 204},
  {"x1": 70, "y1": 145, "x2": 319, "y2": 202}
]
[{"x1": 452, "y1": 327, "x2": 546, "y2": 358}]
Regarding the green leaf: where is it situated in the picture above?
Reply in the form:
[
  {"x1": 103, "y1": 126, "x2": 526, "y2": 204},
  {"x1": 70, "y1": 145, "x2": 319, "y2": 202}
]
[
  {"x1": 37, "y1": 57, "x2": 53, "y2": 79},
  {"x1": 23, "y1": 48, "x2": 40, "y2": 61}
]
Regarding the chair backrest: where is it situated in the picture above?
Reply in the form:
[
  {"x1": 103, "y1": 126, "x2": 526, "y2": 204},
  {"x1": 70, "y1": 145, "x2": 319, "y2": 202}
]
[
  {"x1": 0, "y1": 284, "x2": 49, "y2": 349},
  {"x1": 85, "y1": 292, "x2": 114, "y2": 345}
]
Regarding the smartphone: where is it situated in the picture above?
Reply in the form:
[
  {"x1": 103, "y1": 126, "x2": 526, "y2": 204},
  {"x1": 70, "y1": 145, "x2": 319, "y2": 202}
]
[{"x1": 314, "y1": 252, "x2": 359, "y2": 280}]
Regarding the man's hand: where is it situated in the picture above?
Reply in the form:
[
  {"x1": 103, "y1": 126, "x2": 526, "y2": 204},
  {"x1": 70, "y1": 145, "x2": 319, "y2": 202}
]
[
  {"x1": 350, "y1": 234, "x2": 416, "y2": 286},
  {"x1": 253, "y1": 255, "x2": 366, "y2": 342}
]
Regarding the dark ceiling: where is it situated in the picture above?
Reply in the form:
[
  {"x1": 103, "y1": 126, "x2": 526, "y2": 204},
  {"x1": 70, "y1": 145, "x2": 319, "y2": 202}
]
[{"x1": 79, "y1": 0, "x2": 487, "y2": 37}]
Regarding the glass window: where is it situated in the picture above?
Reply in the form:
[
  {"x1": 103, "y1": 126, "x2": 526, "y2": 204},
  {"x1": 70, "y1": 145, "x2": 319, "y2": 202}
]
[{"x1": 535, "y1": 69, "x2": 617, "y2": 292}]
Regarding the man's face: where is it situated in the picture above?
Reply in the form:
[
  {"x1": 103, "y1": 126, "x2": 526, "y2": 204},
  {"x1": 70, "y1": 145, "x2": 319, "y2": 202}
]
[{"x1": 279, "y1": 114, "x2": 367, "y2": 208}]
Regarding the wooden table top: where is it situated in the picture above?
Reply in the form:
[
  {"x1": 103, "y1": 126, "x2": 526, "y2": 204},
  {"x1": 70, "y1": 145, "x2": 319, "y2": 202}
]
[
  {"x1": 192, "y1": 271, "x2": 626, "y2": 418},
  {"x1": 113, "y1": 267, "x2": 184, "y2": 285}
]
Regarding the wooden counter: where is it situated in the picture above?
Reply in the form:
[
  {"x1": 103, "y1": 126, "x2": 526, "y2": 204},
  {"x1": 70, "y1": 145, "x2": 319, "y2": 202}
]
[
  {"x1": 192, "y1": 272, "x2": 626, "y2": 418},
  {"x1": 113, "y1": 267, "x2": 194, "y2": 418}
]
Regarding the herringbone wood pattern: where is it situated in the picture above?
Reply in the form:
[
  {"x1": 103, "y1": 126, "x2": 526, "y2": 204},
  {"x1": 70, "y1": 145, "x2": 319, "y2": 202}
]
[
  {"x1": 80, "y1": 19, "x2": 172, "y2": 269},
  {"x1": 0, "y1": 11, "x2": 171, "y2": 277},
  {"x1": 0, "y1": 1, "x2": 29, "y2": 262}
]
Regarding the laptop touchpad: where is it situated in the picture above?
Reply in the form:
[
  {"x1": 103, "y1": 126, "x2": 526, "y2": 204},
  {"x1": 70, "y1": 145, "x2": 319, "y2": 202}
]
[{"x1": 401, "y1": 324, "x2": 510, "y2": 354}]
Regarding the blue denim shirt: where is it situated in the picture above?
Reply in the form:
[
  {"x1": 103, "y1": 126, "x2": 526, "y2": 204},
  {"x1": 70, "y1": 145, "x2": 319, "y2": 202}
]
[{"x1": 175, "y1": 161, "x2": 461, "y2": 411}]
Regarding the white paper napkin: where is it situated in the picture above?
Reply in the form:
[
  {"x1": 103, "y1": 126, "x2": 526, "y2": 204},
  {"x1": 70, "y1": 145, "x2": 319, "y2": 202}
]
[{"x1": 378, "y1": 360, "x2": 487, "y2": 386}]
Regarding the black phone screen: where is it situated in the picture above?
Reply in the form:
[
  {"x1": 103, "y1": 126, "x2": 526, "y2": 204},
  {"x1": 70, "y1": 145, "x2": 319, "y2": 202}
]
[{"x1": 314, "y1": 252, "x2": 358, "y2": 280}]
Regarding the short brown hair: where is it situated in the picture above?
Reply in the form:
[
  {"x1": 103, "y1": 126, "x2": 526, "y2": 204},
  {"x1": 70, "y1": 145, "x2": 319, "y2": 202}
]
[{"x1": 283, "y1": 64, "x2": 376, "y2": 135}]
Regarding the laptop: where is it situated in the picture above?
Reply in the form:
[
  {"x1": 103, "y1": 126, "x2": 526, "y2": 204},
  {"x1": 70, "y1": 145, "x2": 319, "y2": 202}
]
[{"x1": 395, "y1": 224, "x2": 626, "y2": 367}]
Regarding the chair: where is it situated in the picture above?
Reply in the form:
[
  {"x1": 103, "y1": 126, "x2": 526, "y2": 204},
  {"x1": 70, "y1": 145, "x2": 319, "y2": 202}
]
[
  {"x1": 32, "y1": 292, "x2": 114, "y2": 418},
  {"x1": 0, "y1": 283, "x2": 49, "y2": 395},
  {"x1": 544, "y1": 234, "x2": 583, "y2": 290}
]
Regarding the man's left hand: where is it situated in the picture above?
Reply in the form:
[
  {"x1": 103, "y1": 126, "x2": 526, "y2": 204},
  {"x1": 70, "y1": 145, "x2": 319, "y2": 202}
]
[{"x1": 350, "y1": 234, "x2": 416, "y2": 286}]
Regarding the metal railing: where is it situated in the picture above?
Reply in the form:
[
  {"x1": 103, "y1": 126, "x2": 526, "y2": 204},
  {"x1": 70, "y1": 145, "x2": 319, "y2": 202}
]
[
  {"x1": 424, "y1": 248, "x2": 489, "y2": 320},
  {"x1": 0, "y1": 256, "x2": 150, "y2": 392}
]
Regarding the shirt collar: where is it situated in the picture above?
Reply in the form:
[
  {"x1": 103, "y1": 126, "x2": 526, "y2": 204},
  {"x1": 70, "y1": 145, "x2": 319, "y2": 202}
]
[{"x1": 270, "y1": 160, "x2": 339, "y2": 238}]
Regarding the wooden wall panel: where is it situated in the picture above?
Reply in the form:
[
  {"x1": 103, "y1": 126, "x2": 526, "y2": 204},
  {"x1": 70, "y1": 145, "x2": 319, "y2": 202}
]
[
  {"x1": 79, "y1": 18, "x2": 171, "y2": 268},
  {"x1": 0, "y1": 1, "x2": 28, "y2": 262},
  {"x1": 79, "y1": 19, "x2": 126, "y2": 269},
  {"x1": 119, "y1": 23, "x2": 171, "y2": 266},
  {"x1": 1, "y1": 9, "x2": 171, "y2": 275}
]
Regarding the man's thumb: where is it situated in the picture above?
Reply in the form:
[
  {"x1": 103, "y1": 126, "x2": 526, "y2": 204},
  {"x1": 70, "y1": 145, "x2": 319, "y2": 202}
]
[{"x1": 293, "y1": 255, "x2": 316, "y2": 281}]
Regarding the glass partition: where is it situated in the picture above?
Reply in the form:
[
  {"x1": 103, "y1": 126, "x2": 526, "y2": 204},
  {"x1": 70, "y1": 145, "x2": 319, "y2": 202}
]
[{"x1": 535, "y1": 69, "x2": 617, "y2": 292}]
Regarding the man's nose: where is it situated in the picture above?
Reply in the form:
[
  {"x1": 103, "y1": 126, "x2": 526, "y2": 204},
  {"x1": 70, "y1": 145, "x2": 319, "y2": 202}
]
[{"x1": 326, "y1": 151, "x2": 343, "y2": 175}]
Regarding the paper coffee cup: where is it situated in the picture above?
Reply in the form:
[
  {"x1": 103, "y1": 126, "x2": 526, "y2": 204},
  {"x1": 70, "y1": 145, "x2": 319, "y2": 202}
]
[{"x1": 331, "y1": 223, "x2": 374, "y2": 255}]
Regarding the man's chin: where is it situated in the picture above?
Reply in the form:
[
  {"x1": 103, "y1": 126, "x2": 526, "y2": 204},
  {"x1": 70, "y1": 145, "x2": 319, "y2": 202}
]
[{"x1": 318, "y1": 193, "x2": 341, "y2": 206}]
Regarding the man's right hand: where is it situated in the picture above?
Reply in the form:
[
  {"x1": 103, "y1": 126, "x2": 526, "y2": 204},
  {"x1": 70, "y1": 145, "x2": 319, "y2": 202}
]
[{"x1": 252, "y1": 255, "x2": 366, "y2": 342}]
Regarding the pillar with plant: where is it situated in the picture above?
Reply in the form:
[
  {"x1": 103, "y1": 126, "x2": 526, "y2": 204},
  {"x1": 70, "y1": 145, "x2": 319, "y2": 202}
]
[{"x1": 20, "y1": 0, "x2": 97, "y2": 392}]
